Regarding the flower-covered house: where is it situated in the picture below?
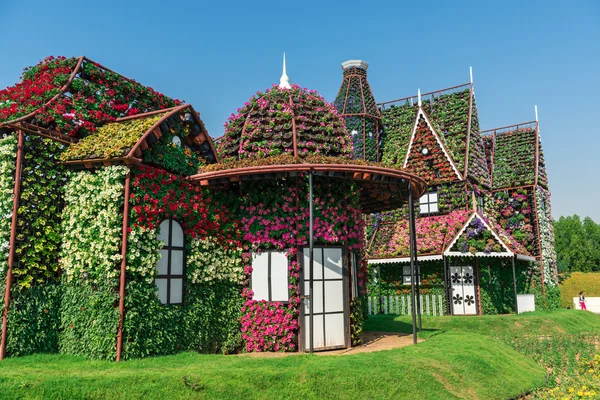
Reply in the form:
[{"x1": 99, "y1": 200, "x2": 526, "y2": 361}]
[
  {"x1": 0, "y1": 55, "x2": 426, "y2": 360},
  {"x1": 352, "y1": 65, "x2": 559, "y2": 316}
]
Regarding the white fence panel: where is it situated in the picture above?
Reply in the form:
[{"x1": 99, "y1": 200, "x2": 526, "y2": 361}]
[{"x1": 368, "y1": 294, "x2": 445, "y2": 316}]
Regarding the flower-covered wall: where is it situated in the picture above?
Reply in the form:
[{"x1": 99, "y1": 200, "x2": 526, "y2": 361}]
[
  {"x1": 58, "y1": 164, "x2": 244, "y2": 359},
  {"x1": 59, "y1": 166, "x2": 127, "y2": 359},
  {"x1": 122, "y1": 165, "x2": 242, "y2": 359},
  {"x1": 536, "y1": 187, "x2": 557, "y2": 284},
  {"x1": 485, "y1": 188, "x2": 537, "y2": 255},
  {"x1": 238, "y1": 177, "x2": 366, "y2": 351},
  {"x1": 1, "y1": 135, "x2": 66, "y2": 356}
]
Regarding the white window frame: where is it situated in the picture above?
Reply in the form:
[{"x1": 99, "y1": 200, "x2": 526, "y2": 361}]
[
  {"x1": 402, "y1": 265, "x2": 421, "y2": 286},
  {"x1": 156, "y1": 219, "x2": 185, "y2": 305},
  {"x1": 419, "y1": 191, "x2": 439, "y2": 215},
  {"x1": 251, "y1": 251, "x2": 289, "y2": 302}
]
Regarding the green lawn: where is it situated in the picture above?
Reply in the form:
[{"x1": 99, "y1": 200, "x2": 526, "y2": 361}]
[
  {"x1": 365, "y1": 309, "x2": 600, "y2": 339},
  {"x1": 0, "y1": 331, "x2": 544, "y2": 400},
  {"x1": 2, "y1": 310, "x2": 597, "y2": 399}
]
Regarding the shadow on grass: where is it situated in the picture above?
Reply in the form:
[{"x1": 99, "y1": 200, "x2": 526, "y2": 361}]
[{"x1": 364, "y1": 314, "x2": 444, "y2": 339}]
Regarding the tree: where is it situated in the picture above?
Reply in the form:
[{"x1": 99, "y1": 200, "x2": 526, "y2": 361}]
[{"x1": 554, "y1": 215, "x2": 600, "y2": 272}]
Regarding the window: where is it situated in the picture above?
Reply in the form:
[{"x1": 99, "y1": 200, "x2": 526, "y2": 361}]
[
  {"x1": 172, "y1": 135, "x2": 182, "y2": 147},
  {"x1": 350, "y1": 252, "x2": 359, "y2": 299},
  {"x1": 402, "y1": 265, "x2": 421, "y2": 285},
  {"x1": 156, "y1": 219, "x2": 185, "y2": 304},
  {"x1": 419, "y1": 191, "x2": 438, "y2": 214},
  {"x1": 251, "y1": 251, "x2": 289, "y2": 302}
]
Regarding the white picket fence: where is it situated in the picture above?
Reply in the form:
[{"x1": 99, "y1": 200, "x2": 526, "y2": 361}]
[{"x1": 367, "y1": 294, "x2": 445, "y2": 316}]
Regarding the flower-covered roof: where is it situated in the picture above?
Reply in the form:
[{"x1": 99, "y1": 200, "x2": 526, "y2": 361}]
[
  {"x1": 218, "y1": 85, "x2": 352, "y2": 161},
  {"x1": 369, "y1": 210, "x2": 471, "y2": 259},
  {"x1": 369, "y1": 210, "x2": 531, "y2": 260},
  {"x1": 445, "y1": 212, "x2": 530, "y2": 257},
  {"x1": 0, "y1": 56, "x2": 181, "y2": 140},
  {"x1": 59, "y1": 105, "x2": 218, "y2": 171},
  {"x1": 378, "y1": 84, "x2": 491, "y2": 186},
  {"x1": 482, "y1": 121, "x2": 546, "y2": 189}
]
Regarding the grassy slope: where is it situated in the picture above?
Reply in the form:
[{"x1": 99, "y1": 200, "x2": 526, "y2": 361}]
[
  {"x1": 559, "y1": 272, "x2": 600, "y2": 307},
  {"x1": 0, "y1": 332, "x2": 544, "y2": 400},
  {"x1": 365, "y1": 309, "x2": 600, "y2": 338}
]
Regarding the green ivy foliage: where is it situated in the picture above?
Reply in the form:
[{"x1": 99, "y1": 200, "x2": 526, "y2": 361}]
[
  {"x1": 350, "y1": 298, "x2": 364, "y2": 346},
  {"x1": 478, "y1": 259, "x2": 533, "y2": 314},
  {"x1": 14, "y1": 135, "x2": 66, "y2": 288},
  {"x1": 142, "y1": 120, "x2": 206, "y2": 176},
  {"x1": 59, "y1": 282, "x2": 119, "y2": 360},
  {"x1": 2, "y1": 284, "x2": 61, "y2": 356}
]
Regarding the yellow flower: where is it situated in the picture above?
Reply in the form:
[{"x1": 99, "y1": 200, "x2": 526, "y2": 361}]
[
  {"x1": 578, "y1": 391, "x2": 583, "y2": 396},
  {"x1": 569, "y1": 388, "x2": 574, "y2": 393}
]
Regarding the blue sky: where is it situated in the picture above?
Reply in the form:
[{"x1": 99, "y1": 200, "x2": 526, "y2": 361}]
[{"x1": 0, "y1": 1, "x2": 598, "y2": 221}]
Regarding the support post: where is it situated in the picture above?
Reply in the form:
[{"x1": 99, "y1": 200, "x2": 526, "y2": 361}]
[
  {"x1": 309, "y1": 171, "x2": 314, "y2": 354},
  {"x1": 116, "y1": 171, "x2": 131, "y2": 362},
  {"x1": 378, "y1": 264, "x2": 382, "y2": 313},
  {"x1": 0, "y1": 130, "x2": 24, "y2": 360},
  {"x1": 407, "y1": 182, "x2": 418, "y2": 344},
  {"x1": 512, "y1": 256, "x2": 519, "y2": 315},
  {"x1": 443, "y1": 256, "x2": 450, "y2": 315}
]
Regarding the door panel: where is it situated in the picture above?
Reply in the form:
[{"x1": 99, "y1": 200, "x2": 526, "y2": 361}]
[
  {"x1": 449, "y1": 265, "x2": 477, "y2": 315},
  {"x1": 302, "y1": 247, "x2": 347, "y2": 351}
]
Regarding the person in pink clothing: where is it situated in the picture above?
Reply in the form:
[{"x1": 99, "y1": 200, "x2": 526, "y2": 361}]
[{"x1": 579, "y1": 291, "x2": 587, "y2": 310}]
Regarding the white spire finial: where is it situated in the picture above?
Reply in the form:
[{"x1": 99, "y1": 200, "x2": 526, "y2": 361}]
[
  {"x1": 535, "y1": 105, "x2": 538, "y2": 122},
  {"x1": 470, "y1": 66, "x2": 473, "y2": 84},
  {"x1": 418, "y1": 88, "x2": 422, "y2": 107},
  {"x1": 279, "y1": 53, "x2": 291, "y2": 89}
]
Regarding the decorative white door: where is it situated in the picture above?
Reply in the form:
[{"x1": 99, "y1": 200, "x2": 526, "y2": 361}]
[
  {"x1": 450, "y1": 266, "x2": 477, "y2": 315},
  {"x1": 302, "y1": 247, "x2": 347, "y2": 351}
]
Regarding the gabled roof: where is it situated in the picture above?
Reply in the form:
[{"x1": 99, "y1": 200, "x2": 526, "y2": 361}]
[
  {"x1": 0, "y1": 56, "x2": 181, "y2": 143},
  {"x1": 368, "y1": 210, "x2": 471, "y2": 259},
  {"x1": 379, "y1": 82, "x2": 492, "y2": 186},
  {"x1": 368, "y1": 210, "x2": 532, "y2": 263},
  {"x1": 444, "y1": 211, "x2": 530, "y2": 258},
  {"x1": 403, "y1": 108, "x2": 462, "y2": 182},
  {"x1": 59, "y1": 105, "x2": 218, "y2": 169},
  {"x1": 482, "y1": 121, "x2": 543, "y2": 189}
]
